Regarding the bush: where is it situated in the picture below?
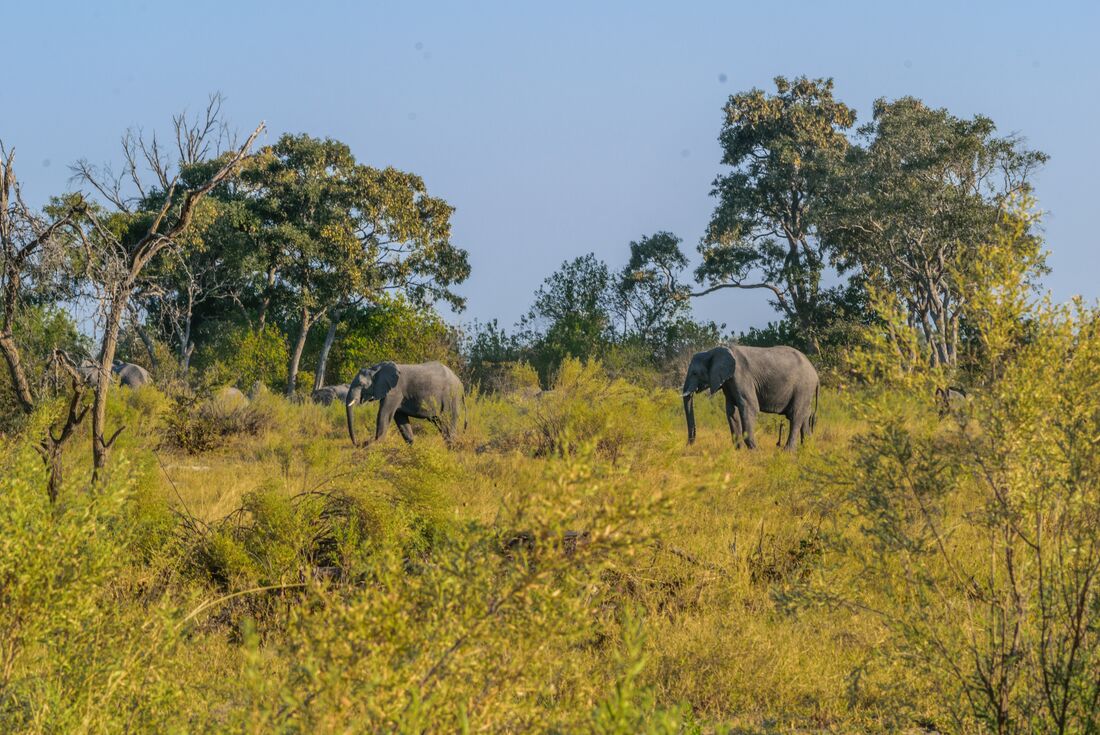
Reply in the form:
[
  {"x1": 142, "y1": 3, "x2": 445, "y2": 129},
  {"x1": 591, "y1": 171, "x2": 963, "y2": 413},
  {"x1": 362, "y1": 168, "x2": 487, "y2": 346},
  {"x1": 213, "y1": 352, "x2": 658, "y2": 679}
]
[
  {"x1": 0, "y1": 423, "x2": 183, "y2": 731},
  {"x1": 528, "y1": 358, "x2": 660, "y2": 461},
  {"x1": 161, "y1": 390, "x2": 281, "y2": 453},
  {"x1": 199, "y1": 324, "x2": 289, "y2": 393}
]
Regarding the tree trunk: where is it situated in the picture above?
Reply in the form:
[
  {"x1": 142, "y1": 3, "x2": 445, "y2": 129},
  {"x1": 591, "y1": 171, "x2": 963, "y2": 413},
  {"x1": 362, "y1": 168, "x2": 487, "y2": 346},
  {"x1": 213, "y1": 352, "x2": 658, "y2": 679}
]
[
  {"x1": 92, "y1": 294, "x2": 127, "y2": 478},
  {"x1": 286, "y1": 305, "x2": 312, "y2": 397},
  {"x1": 178, "y1": 314, "x2": 195, "y2": 374},
  {"x1": 0, "y1": 332, "x2": 35, "y2": 413},
  {"x1": 313, "y1": 309, "x2": 342, "y2": 391},
  {"x1": 135, "y1": 322, "x2": 159, "y2": 372},
  {"x1": 257, "y1": 264, "x2": 276, "y2": 332}
]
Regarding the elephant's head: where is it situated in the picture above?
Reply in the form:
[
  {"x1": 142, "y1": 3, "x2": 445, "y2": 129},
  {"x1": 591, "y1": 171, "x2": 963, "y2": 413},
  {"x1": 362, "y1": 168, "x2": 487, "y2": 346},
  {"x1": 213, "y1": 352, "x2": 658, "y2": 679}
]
[
  {"x1": 680, "y1": 347, "x2": 736, "y2": 444},
  {"x1": 345, "y1": 362, "x2": 400, "y2": 446}
]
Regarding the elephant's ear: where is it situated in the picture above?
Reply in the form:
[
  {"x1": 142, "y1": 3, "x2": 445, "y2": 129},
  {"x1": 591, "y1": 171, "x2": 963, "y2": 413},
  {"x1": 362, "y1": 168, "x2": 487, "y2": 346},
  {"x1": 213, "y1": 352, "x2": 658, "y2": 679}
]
[
  {"x1": 708, "y1": 348, "x2": 735, "y2": 395},
  {"x1": 370, "y1": 362, "x2": 400, "y2": 400}
]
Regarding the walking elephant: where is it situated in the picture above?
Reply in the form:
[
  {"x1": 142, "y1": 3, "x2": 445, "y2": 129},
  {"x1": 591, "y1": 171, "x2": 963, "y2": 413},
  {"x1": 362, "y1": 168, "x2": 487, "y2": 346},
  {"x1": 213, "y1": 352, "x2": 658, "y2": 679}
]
[
  {"x1": 682, "y1": 345, "x2": 818, "y2": 451},
  {"x1": 312, "y1": 383, "x2": 350, "y2": 406},
  {"x1": 345, "y1": 361, "x2": 465, "y2": 446},
  {"x1": 74, "y1": 356, "x2": 152, "y2": 389}
]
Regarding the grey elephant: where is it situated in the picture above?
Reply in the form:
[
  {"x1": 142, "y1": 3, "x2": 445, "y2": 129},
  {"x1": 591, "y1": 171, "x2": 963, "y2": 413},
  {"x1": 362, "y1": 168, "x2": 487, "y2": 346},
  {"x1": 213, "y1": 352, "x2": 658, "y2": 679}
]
[
  {"x1": 345, "y1": 361, "x2": 465, "y2": 446},
  {"x1": 75, "y1": 356, "x2": 152, "y2": 389},
  {"x1": 215, "y1": 386, "x2": 248, "y2": 404},
  {"x1": 312, "y1": 383, "x2": 350, "y2": 406},
  {"x1": 935, "y1": 386, "x2": 968, "y2": 417},
  {"x1": 682, "y1": 345, "x2": 818, "y2": 451}
]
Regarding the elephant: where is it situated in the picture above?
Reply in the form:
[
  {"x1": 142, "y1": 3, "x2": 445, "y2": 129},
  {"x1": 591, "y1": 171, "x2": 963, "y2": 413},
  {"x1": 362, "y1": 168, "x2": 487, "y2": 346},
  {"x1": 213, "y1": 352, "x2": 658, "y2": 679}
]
[
  {"x1": 215, "y1": 386, "x2": 248, "y2": 404},
  {"x1": 345, "y1": 361, "x2": 465, "y2": 447},
  {"x1": 682, "y1": 345, "x2": 818, "y2": 451},
  {"x1": 74, "y1": 356, "x2": 152, "y2": 389},
  {"x1": 935, "y1": 386, "x2": 968, "y2": 417},
  {"x1": 312, "y1": 383, "x2": 350, "y2": 406}
]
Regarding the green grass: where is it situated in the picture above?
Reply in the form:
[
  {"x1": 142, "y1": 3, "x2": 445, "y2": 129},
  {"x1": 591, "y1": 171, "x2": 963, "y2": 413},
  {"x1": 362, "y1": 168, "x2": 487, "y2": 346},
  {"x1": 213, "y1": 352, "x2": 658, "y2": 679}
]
[{"x1": 0, "y1": 360, "x2": 1017, "y2": 732}]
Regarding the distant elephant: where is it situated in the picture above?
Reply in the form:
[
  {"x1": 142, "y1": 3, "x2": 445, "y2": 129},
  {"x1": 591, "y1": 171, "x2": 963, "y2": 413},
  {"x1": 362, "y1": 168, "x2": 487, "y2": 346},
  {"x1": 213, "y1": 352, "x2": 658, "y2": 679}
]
[
  {"x1": 346, "y1": 361, "x2": 465, "y2": 446},
  {"x1": 75, "y1": 356, "x2": 152, "y2": 389},
  {"x1": 935, "y1": 386, "x2": 968, "y2": 417},
  {"x1": 682, "y1": 345, "x2": 818, "y2": 451},
  {"x1": 215, "y1": 386, "x2": 248, "y2": 404},
  {"x1": 311, "y1": 383, "x2": 350, "y2": 406}
]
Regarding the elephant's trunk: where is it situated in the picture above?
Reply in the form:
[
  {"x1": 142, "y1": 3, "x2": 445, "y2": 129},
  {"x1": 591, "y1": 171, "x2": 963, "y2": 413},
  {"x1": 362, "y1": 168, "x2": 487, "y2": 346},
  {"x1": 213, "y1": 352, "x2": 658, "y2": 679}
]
[
  {"x1": 683, "y1": 393, "x2": 696, "y2": 444},
  {"x1": 346, "y1": 385, "x2": 361, "y2": 446}
]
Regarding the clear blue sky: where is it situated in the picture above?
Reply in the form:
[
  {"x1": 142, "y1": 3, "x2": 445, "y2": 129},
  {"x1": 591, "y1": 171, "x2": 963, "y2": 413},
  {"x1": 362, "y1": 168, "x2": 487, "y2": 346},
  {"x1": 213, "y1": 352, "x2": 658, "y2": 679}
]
[{"x1": 5, "y1": 1, "x2": 1098, "y2": 333}]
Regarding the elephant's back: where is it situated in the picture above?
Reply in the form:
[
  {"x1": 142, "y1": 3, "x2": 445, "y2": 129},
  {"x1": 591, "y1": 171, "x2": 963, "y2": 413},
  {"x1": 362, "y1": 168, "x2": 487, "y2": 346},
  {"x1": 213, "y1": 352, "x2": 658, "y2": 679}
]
[
  {"x1": 403, "y1": 361, "x2": 463, "y2": 390},
  {"x1": 735, "y1": 345, "x2": 817, "y2": 379}
]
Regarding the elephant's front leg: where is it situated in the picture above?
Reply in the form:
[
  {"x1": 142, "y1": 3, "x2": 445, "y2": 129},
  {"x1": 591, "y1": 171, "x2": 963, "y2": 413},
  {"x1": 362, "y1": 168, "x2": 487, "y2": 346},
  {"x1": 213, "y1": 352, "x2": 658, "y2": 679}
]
[
  {"x1": 738, "y1": 402, "x2": 759, "y2": 449},
  {"x1": 374, "y1": 396, "x2": 402, "y2": 442},
  {"x1": 394, "y1": 412, "x2": 415, "y2": 444},
  {"x1": 724, "y1": 393, "x2": 742, "y2": 448}
]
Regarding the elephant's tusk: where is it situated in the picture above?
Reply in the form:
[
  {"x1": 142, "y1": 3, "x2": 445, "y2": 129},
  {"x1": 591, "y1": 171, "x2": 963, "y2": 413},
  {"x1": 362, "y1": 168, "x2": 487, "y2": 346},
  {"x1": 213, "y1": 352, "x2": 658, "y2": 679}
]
[
  {"x1": 347, "y1": 398, "x2": 358, "y2": 406},
  {"x1": 682, "y1": 392, "x2": 692, "y2": 398}
]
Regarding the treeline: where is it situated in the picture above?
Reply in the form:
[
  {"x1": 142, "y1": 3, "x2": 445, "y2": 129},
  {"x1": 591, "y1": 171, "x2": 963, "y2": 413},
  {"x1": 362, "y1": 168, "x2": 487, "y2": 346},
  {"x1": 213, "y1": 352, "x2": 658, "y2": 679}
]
[
  {"x1": 0, "y1": 79, "x2": 1045, "y2": 481},
  {"x1": 466, "y1": 77, "x2": 1044, "y2": 387}
]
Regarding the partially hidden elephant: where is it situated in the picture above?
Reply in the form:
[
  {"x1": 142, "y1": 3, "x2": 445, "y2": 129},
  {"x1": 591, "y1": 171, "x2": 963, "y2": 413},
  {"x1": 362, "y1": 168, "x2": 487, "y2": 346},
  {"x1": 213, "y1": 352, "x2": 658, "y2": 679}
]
[
  {"x1": 312, "y1": 383, "x2": 350, "y2": 406},
  {"x1": 75, "y1": 356, "x2": 152, "y2": 389},
  {"x1": 682, "y1": 345, "x2": 818, "y2": 451},
  {"x1": 345, "y1": 361, "x2": 465, "y2": 446},
  {"x1": 935, "y1": 386, "x2": 968, "y2": 417}
]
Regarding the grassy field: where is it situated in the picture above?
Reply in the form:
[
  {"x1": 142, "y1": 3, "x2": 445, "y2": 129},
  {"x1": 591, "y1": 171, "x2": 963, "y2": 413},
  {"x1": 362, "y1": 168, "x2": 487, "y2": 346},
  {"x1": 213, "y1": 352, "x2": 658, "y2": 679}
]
[{"x1": 1, "y1": 353, "x2": 1080, "y2": 733}]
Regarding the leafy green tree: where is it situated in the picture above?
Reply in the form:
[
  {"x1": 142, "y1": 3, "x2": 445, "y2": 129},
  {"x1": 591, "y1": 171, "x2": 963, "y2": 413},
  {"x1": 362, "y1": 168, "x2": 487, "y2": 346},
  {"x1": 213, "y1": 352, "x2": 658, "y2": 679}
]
[
  {"x1": 237, "y1": 134, "x2": 469, "y2": 395},
  {"x1": 323, "y1": 296, "x2": 456, "y2": 384},
  {"x1": 825, "y1": 97, "x2": 1046, "y2": 367},
  {"x1": 616, "y1": 232, "x2": 723, "y2": 361},
  {"x1": 698, "y1": 76, "x2": 856, "y2": 354},
  {"x1": 520, "y1": 254, "x2": 616, "y2": 381}
]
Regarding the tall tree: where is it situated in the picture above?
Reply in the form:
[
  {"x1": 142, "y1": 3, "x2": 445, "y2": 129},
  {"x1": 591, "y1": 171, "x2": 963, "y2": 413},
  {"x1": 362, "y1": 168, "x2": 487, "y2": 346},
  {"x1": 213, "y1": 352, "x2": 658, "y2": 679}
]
[
  {"x1": 616, "y1": 231, "x2": 722, "y2": 359},
  {"x1": 698, "y1": 76, "x2": 856, "y2": 353},
  {"x1": 0, "y1": 144, "x2": 90, "y2": 499},
  {"x1": 74, "y1": 101, "x2": 263, "y2": 475},
  {"x1": 520, "y1": 253, "x2": 615, "y2": 378},
  {"x1": 825, "y1": 97, "x2": 1046, "y2": 367},
  {"x1": 237, "y1": 134, "x2": 469, "y2": 396}
]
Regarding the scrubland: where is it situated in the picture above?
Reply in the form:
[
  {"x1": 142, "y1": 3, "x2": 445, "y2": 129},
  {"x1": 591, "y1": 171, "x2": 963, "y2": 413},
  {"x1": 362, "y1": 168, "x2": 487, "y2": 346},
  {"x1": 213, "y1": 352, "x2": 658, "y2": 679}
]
[{"x1": 4, "y1": 321, "x2": 1100, "y2": 734}]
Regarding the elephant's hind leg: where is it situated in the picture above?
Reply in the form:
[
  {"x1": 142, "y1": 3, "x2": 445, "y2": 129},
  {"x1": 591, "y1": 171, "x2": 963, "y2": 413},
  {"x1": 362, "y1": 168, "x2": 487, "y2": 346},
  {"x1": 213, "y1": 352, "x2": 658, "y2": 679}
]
[
  {"x1": 784, "y1": 410, "x2": 807, "y2": 451},
  {"x1": 427, "y1": 415, "x2": 452, "y2": 444},
  {"x1": 394, "y1": 413, "x2": 415, "y2": 445}
]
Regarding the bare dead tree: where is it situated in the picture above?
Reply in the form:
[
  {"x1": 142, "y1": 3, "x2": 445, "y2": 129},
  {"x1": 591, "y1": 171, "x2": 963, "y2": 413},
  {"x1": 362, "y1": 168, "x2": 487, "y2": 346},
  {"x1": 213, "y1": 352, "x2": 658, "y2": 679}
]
[
  {"x1": 143, "y1": 248, "x2": 242, "y2": 375},
  {"x1": 0, "y1": 143, "x2": 90, "y2": 500},
  {"x1": 73, "y1": 102, "x2": 264, "y2": 478}
]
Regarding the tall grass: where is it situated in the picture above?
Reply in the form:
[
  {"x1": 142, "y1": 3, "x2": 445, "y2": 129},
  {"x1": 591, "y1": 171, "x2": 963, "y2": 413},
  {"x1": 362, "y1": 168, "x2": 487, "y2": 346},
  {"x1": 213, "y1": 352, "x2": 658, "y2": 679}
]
[{"x1": 3, "y1": 328, "x2": 1098, "y2": 732}]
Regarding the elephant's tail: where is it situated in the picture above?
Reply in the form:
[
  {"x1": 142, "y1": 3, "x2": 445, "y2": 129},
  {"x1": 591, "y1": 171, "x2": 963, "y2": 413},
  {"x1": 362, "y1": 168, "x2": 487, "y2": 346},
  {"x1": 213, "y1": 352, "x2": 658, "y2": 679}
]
[
  {"x1": 810, "y1": 384, "x2": 819, "y2": 433},
  {"x1": 463, "y1": 393, "x2": 468, "y2": 431}
]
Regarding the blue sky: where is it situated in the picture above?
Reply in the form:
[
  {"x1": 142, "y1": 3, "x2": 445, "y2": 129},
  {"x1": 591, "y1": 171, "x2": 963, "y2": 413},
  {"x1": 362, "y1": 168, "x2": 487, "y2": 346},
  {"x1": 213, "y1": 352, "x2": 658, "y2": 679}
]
[{"x1": 5, "y1": 1, "x2": 1098, "y2": 333}]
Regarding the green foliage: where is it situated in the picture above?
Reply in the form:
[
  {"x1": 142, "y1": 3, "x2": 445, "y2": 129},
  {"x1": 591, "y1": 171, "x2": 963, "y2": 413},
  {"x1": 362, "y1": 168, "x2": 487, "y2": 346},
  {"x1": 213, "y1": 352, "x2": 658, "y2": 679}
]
[
  {"x1": 0, "y1": 426, "x2": 182, "y2": 732},
  {"x1": 463, "y1": 318, "x2": 526, "y2": 391},
  {"x1": 520, "y1": 253, "x2": 616, "y2": 382},
  {"x1": 0, "y1": 306, "x2": 87, "y2": 432},
  {"x1": 527, "y1": 357, "x2": 660, "y2": 461},
  {"x1": 326, "y1": 295, "x2": 456, "y2": 382},
  {"x1": 702, "y1": 75, "x2": 857, "y2": 353},
  {"x1": 201, "y1": 324, "x2": 289, "y2": 392},
  {"x1": 591, "y1": 610, "x2": 693, "y2": 734},
  {"x1": 161, "y1": 389, "x2": 281, "y2": 454},
  {"x1": 826, "y1": 96, "x2": 1046, "y2": 368}
]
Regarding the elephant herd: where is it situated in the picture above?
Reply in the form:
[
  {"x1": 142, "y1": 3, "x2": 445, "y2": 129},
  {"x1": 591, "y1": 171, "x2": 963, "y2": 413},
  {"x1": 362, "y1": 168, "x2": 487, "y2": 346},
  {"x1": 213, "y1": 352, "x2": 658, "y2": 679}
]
[
  {"x1": 338, "y1": 346, "x2": 819, "y2": 452},
  {"x1": 71, "y1": 344, "x2": 826, "y2": 452}
]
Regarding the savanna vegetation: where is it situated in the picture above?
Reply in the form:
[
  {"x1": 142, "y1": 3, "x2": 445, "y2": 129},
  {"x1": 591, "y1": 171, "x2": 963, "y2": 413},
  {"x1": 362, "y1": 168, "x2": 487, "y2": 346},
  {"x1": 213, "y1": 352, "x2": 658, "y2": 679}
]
[{"x1": 2, "y1": 79, "x2": 1096, "y2": 734}]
